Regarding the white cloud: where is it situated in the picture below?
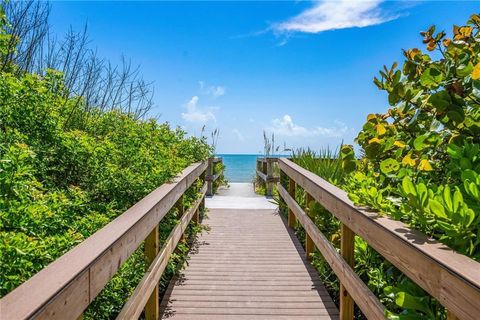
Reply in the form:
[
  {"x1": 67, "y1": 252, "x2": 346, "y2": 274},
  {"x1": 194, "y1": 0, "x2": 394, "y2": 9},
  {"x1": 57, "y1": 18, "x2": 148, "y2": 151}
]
[
  {"x1": 209, "y1": 86, "x2": 226, "y2": 98},
  {"x1": 274, "y1": 0, "x2": 399, "y2": 34},
  {"x1": 199, "y1": 81, "x2": 226, "y2": 98},
  {"x1": 267, "y1": 114, "x2": 349, "y2": 138},
  {"x1": 181, "y1": 96, "x2": 216, "y2": 123},
  {"x1": 232, "y1": 128, "x2": 245, "y2": 142}
]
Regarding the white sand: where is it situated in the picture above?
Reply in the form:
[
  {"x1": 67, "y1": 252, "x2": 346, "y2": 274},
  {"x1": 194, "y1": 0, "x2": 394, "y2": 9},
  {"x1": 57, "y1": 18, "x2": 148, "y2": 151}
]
[{"x1": 206, "y1": 183, "x2": 277, "y2": 209}]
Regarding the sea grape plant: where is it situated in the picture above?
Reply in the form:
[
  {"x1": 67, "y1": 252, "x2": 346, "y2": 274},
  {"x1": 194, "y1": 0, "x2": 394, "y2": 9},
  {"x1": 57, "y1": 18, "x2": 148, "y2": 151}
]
[
  {"x1": 345, "y1": 14, "x2": 480, "y2": 260},
  {"x1": 336, "y1": 14, "x2": 480, "y2": 319}
]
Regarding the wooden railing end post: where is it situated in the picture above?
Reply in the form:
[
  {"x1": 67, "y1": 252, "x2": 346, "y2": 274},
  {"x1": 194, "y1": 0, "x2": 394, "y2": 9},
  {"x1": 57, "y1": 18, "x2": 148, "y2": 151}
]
[{"x1": 288, "y1": 178, "x2": 296, "y2": 228}]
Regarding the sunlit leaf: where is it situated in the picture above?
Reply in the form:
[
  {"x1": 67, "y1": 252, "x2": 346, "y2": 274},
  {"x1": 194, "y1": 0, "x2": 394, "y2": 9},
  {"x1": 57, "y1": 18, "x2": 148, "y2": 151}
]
[
  {"x1": 380, "y1": 158, "x2": 400, "y2": 174},
  {"x1": 417, "y1": 159, "x2": 433, "y2": 171},
  {"x1": 472, "y1": 62, "x2": 480, "y2": 80},
  {"x1": 402, "y1": 154, "x2": 416, "y2": 167}
]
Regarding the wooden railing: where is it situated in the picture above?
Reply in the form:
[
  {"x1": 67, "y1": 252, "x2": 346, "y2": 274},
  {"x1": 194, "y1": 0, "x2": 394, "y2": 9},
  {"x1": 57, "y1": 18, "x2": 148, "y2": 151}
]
[
  {"x1": 278, "y1": 158, "x2": 480, "y2": 320},
  {"x1": 205, "y1": 157, "x2": 223, "y2": 196},
  {"x1": 0, "y1": 160, "x2": 213, "y2": 320},
  {"x1": 256, "y1": 157, "x2": 279, "y2": 196}
]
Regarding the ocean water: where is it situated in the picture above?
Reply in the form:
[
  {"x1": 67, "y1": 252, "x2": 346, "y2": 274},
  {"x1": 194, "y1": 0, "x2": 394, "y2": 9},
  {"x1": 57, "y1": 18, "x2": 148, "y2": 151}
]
[
  {"x1": 217, "y1": 154, "x2": 286, "y2": 183},
  {"x1": 217, "y1": 154, "x2": 259, "y2": 183}
]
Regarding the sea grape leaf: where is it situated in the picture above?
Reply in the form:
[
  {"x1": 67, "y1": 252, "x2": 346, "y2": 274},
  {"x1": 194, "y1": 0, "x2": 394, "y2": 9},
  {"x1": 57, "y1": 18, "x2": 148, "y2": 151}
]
[
  {"x1": 395, "y1": 292, "x2": 432, "y2": 316},
  {"x1": 380, "y1": 158, "x2": 400, "y2": 174},
  {"x1": 413, "y1": 135, "x2": 429, "y2": 151},
  {"x1": 418, "y1": 159, "x2": 433, "y2": 171},
  {"x1": 428, "y1": 199, "x2": 447, "y2": 218},
  {"x1": 402, "y1": 177, "x2": 416, "y2": 196},
  {"x1": 457, "y1": 63, "x2": 473, "y2": 77},
  {"x1": 428, "y1": 91, "x2": 450, "y2": 111},
  {"x1": 472, "y1": 62, "x2": 480, "y2": 80},
  {"x1": 420, "y1": 66, "x2": 443, "y2": 88}
]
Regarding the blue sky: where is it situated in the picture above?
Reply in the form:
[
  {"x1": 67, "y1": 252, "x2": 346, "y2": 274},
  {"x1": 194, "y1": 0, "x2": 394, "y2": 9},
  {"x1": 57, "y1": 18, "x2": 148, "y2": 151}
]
[{"x1": 49, "y1": 1, "x2": 479, "y2": 154}]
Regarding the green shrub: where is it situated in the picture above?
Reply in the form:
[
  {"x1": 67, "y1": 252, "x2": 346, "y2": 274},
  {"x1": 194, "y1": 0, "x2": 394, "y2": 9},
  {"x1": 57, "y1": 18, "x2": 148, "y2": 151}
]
[{"x1": 0, "y1": 9, "x2": 211, "y2": 319}]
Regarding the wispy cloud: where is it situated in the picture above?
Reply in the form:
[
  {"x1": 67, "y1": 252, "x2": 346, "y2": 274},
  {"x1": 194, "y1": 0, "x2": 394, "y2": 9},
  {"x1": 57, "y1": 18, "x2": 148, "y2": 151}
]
[
  {"x1": 267, "y1": 114, "x2": 350, "y2": 138},
  {"x1": 181, "y1": 96, "x2": 217, "y2": 124},
  {"x1": 274, "y1": 0, "x2": 400, "y2": 34},
  {"x1": 232, "y1": 128, "x2": 245, "y2": 142},
  {"x1": 199, "y1": 81, "x2": 226, "y2": 98}
]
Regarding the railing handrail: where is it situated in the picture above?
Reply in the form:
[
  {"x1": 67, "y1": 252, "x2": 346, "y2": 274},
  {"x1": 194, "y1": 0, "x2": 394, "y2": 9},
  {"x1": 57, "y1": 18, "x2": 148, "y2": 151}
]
[
  {"x1": 257, "y1": 156, "x2": 279, "y2": 162},
  {"x1": 278, "y1": 157, "x2": 480, "y2": 320},
  {"x1": 0, "y1": 161, "x2": 208, "y2": 320}
]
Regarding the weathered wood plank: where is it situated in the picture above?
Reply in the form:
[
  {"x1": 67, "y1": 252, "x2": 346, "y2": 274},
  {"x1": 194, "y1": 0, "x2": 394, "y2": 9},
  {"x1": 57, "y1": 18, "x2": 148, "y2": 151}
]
[
  {"x1": 159, "y1": 315, "x2": 336, "y2": 320},
  {"x1": 288, "y1": 178, "x2": 296, "y2": 228},
  {"x1": 161, "y1": 208, "x2": 338, "y2": 319},
  {"x1": 144, "y1": 225, "x2": 160, "y2": 320},
  {"x1": 266, "y1": 159, "x2": 274, "y2": 196},
  {"x1": 340, "y1": 224, "x2": 355, "y2": 320},
  {"x1": 206, "y1": 157, "x2": 214, "y2": 196},
  {"x1": 256, "y1": 169, "x2": 267, "y2": 182}
]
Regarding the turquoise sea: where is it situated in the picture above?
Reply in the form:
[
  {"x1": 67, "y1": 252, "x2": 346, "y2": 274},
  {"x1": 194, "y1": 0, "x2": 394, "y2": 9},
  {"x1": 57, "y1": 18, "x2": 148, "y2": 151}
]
[
  {"x1": 217, "y1": 154, "x2": 286, "y2": 183},
  {"x1": 217, "y1": 154, "x2": 258, "y2": 183}
]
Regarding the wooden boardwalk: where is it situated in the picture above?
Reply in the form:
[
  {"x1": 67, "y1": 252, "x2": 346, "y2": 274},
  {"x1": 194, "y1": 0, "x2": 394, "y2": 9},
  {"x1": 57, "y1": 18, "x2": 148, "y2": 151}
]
[
  {"x1": 4, "y1": 162, "x2": 478, "y2": 320},
  {"x1": 160, "y1": 184, "x2": 339, "y2": 320}
]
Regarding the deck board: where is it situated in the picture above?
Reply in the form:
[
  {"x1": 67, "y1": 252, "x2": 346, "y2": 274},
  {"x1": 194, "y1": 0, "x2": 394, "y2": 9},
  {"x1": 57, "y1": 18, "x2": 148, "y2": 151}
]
[{"x1": 160, "y1": 206, "x2": 338, "y2": 319}]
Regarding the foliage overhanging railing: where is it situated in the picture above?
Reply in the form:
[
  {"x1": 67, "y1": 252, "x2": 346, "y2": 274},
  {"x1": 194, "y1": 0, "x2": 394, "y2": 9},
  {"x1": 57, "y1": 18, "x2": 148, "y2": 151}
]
[
  {"x1": 278, "y1": 158, "x2": 480, "y2": 320},
  {"x1": 0, "y1": 158, "x2": 222, "y2": 320},
  {"x1": 256, "y1": 157, "x2": 279, "y2": 196}
]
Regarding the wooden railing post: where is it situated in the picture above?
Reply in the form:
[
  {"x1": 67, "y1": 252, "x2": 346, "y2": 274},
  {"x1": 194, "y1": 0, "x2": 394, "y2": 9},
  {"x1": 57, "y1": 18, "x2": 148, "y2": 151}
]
[
  {"x1": 340, "y1": 223, "x2": 355, "y2": 320},
  {"x1": 447, "y1": 310, "x2": 460, "y2": 320},
  {"x1": 200, "y1": 166, "x2": 206, "y2": 214},
  {"x1": 266, "y1": 158, "x2": 273, "y2": 196},
  {"x1": 305, "y1": 192, "x2": 314, "y2": 261},
  {"x1": 193, "y1": 207, "x2": 200, "y2": 224},
  {"x1": 259, "y1": 159, "x2": 265, "y2": 191},
  {"x1": 144, "y1": 225, "x2": 159, "y2": 320},
  {"x1": 206, "y1": 157, "x2": 213, "y2": 196},
  {"x1": 288, "y1": 177, "x2": 296, "y2": 228},
  {"x1": 176, "y1": 195, "x2": 185, "y2": 241}
]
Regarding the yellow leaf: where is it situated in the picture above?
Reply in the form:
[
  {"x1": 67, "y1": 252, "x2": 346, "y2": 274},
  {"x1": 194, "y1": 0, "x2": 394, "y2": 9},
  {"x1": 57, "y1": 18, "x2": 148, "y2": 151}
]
[
  {"x1": 460, "y1": 26, "x2": 473, "y2": 37},
  {"x1": 453, "y1": 25, "x2": 460, "y2": 35},
  {"x1": 472, "y1": 62, "x2": 480, "y2": 80},
  {"x1": 368, "y1": 137, "x2": 382, "y2": 144},
  {"x1": 454, "y1": 26, "x2": 473, "y2": 40},
  {"x1": 376, "y1": 124, "x2": 387, "y2": 135},
  {"x1": 405, "y1": 48, "x2": 421, "y2": 60},
  {"x1": 418, "y1": 159, "x2": 433, "y2": 171},
  {"x1": 330, "y1": 233, "x2": 340, "y2": 244},
  {"x1": 427, "y1": 39, "x2": 437, "y2": 51},
  {"x1": 367, "y1": 114, "x2": 377, "y2": 121},
  {"x1": 402, "y1": 154, "x2": 416, "y2": 167},
  {"x1": 471, "y1": 14, "x2": 480, "y2": 24},
  {"x1": 394, "y1": 141, "x2": 406, "y2": 148}
]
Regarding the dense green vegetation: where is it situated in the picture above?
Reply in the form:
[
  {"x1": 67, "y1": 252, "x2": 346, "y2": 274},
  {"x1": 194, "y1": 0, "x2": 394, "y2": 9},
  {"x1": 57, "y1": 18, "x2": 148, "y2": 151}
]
[
  {"x1": 0, "y1": 7, "x2": 211, "y2": 319},
  {"x1": 289, "y1": 14, "x2": 480, "y2": 320}
]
